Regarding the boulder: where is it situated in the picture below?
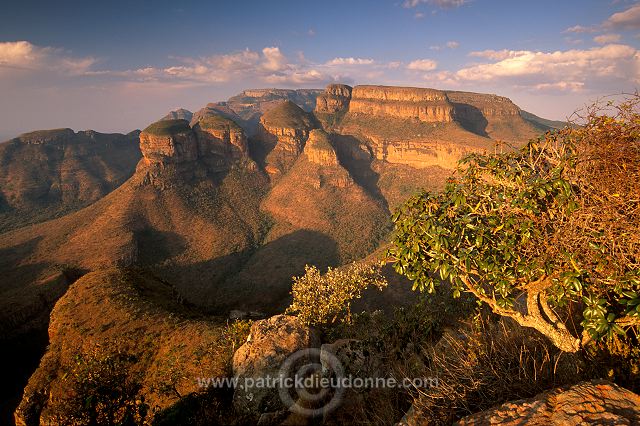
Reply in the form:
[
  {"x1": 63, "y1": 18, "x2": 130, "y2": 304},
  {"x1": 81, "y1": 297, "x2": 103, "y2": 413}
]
[
  {"x1": 232, "y1": 315, "x2": 321, "y2": 419},
  {"x1": 456, "y1": 380, "x2": 640, "y2": 425}
]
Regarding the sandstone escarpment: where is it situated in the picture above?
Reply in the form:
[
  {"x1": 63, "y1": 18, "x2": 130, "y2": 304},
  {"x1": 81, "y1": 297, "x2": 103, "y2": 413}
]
[
  {"x1": 447, "y1": 91, "x2": 521, "y2": 117},
  {"x1": 194, "y1": 114, "x2": 248, "y2": 163},
  {"x1": 315, "y1": 84, "x2": 352, "y2": 114},
  {"x1": 349, "y1": 85, "x2": 454, "y2": 123},
  {"x1": 139, "y1": 119, "x2": 198, "y2": 165},
  {"x1": 258, "y1": 101, "x2": 317, "y2": 174},
  {"x1": 304, "y1": 129, "x2": 339, "y2": 166}
]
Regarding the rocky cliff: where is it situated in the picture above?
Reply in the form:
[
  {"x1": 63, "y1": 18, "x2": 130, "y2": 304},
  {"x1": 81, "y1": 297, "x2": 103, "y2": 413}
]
[
  {"x1": 139, "y1": 119, "x2": 198, "y2": 165},
  {"x1": 315, "y1": 84, "x2": 352, "y2": 114},
  {"x1": 194, "y1": 114, "x2": 248, "y2": 164},
  {"x1": 349, "y1": 85, "x2": 454, "y2": 123},
  {"x1": 304, "y1": 129, "x2": 339, "y2": 167},
  {"x1": 445, "y1": 90, "x2": 545, "y2": 142},
  {"x1": 257, "y1": 101, "x2": 317, "y2": 175},
  {"x1": 161, "y1": 108, "x2": 193, "y2": 122}
]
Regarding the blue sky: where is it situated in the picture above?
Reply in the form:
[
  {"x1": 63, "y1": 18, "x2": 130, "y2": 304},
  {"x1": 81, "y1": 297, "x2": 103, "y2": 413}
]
[{"x1": 0, "y1": 0, "x2": 639, "y2": 139}]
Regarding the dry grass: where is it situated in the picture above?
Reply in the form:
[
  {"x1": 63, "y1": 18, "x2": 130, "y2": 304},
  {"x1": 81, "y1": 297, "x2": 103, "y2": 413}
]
[{"x1": 409, "y1": 316, "x2": 586, "y2": 424}]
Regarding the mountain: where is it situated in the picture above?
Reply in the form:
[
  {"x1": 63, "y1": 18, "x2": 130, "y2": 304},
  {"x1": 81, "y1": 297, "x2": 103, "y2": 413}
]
[
  {"x1": 0, "y1": 129, "x2": 141, "y2": 233},
  {"x1": 2, "y1": 84, "x2": 563, "y2": 424}
]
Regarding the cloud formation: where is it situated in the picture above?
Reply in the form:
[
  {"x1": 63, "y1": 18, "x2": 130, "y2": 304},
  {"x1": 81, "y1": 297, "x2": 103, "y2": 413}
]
[
  {"x1": 450, "y1": 44, "x2": 640, "y2": 92},
  {"x1": 402, "y1": 0, "x2": 468, "y2": 9},
  {"x1": 407, "y1": 59, "x2": 438, "y2": 71},
  {"x1": 593, "y1": 33, "x2": 622, "y2": 44},
  {"x1": 605, "y1": 3, "x2": 640, "y2": 30},
  {"x1": 0, "y1": 40, "x2": 95, "y2": 75}
]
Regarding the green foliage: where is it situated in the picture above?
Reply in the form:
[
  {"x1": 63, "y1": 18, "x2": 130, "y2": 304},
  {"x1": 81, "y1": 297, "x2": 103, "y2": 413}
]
[
  {"x1": 389, "y1": 96, "x2": 640, "y2": 350},
  {"x1": 287, "y1": 262, "x2": 388, "y2": 326},
  {"x1": 143, "y1": 119, "x2": 191, "y2": 136}
]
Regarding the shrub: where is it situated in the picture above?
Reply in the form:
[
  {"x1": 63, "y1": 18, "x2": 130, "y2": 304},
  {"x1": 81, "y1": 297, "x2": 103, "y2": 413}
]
[
  {"x1": 287, "y1": 262, "x2": 388, "y2": 326},
  {"x1": 389, "y1": 96, "x2": 640, "y2": 352}
]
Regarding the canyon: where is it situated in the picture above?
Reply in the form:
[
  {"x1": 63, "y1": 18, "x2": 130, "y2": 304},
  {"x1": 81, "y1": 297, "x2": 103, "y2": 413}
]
[{"x1": 0, "y1": 84, "x2": 562, "y2": 425}]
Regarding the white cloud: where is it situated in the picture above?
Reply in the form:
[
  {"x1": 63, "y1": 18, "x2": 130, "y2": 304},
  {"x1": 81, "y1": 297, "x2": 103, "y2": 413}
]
[
  {"x1": 407, "y1": 59, "x2": 438, "y2": 71},
  {"x1": 325, "y1": 57, "x2": 374, "y2": 66},
  {"x1": 446, "y1": 41, "x2": 460, "y2": 49},
  {"x1": 0, "y1": 40, "x2": 95, "y2": 75},
  {"x1": 403, "y1": 0, "x2": 469, "y2": 8},
  {"x1": 594, "y1": 33, "x2": 622, "y2": 44},
  {"x1": 459, "y1": 44, "x2": 640, "y2": 90},
  {"x1": 469, "y1": 49, "x2": 526, "y2": 61},
  {"x1": 261, "y1": 47, "x2": 289, "y2": 72},
  {"x1": 563, "y1": 25, "x2": 597, "y2": 34},
  {"x1": 605, "y1": 3, "x2": 640, "y2": 30}
]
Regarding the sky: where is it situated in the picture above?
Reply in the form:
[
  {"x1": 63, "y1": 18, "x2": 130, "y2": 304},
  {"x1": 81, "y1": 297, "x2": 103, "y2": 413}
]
[{"x1": 0, "y1": 0, "x2": 639, "y2": 140}]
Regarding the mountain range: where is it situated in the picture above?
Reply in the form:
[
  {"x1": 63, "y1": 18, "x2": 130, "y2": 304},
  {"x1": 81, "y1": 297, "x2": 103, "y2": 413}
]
[{"x1": 0, "y1": 84, "x2": 562, "y2": 424}]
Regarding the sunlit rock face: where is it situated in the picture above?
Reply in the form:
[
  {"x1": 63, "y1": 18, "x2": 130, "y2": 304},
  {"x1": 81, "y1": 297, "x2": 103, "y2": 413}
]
[
  {"x1": 315, "y1": 84, "x2": 352, "y2": 114},
  {"x1": 349, "y1": 85, "x2": 454, "y2": 123},
  {"x1": 258, "y1": 101, "x2": 317, "y2": 175},
  {"x1": 139, "y1": 120, "x2": 198, "y2": 165},
  {"x1": 304, "y1": 129, "x2": 339, "y2": 167}
]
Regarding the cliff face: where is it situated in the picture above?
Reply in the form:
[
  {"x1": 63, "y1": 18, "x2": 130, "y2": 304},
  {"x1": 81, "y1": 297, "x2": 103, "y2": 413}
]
[
  {"x1": 304, "y1": 129, "x2": 339, "y2": 167},
  {"x1": 315, "y1": 84, "x2": 352, "y2": 114},
  {"x1": 349, "y1": 85, "x2": 454, "y2": 123},
  {"x1": 257, "y1": 101, "x2": 317, "y2": 175},
  {"x1": 446, "y1": 90, "x2": 545, "y2": 142},
  {"x1": 139, "y1": 120, "x2": 198, "y2": 165}
]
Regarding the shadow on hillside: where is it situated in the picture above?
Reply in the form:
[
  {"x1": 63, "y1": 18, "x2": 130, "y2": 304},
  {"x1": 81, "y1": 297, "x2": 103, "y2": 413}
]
[
  {"x1": 162, "y1": 229, "x2": 339, "y2": 316},
  {"x1": 247, "y1": 125, "x2": 277, "y2": 171},
  {"x1": 331, "y1": 134, "x2": 388, "y2": 209},
  {"x1": 452, "y1": 103, "x2": 489, "y2": 137}
]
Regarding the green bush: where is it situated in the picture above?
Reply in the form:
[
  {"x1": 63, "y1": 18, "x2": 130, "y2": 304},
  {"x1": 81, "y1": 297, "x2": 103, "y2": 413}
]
[
  {"x1": 287, "y1": 262, "x2": 388, "y2": 326},
  {"x1": 389, "y1": 96, "x2": 640, "y2": 352}
]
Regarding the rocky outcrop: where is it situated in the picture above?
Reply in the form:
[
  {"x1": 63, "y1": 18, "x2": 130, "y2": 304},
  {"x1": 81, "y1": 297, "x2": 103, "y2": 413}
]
[
  {"x1": 304, "y1": 129, "x2": 339, "y2": 166},
  {"x1": 139, "y1": 119, "x2": 198, "y2": 165},
  {"x1": 456, "y1": 380, "x2": 640, "y2": 425},
  {"x1": 258, "y1": 101, "x2": 317, "y2": 174},
  {"x1": 349, "y1": 86, "x2": 454, "y2": 123},
  {"x1": 315, "y1": 84, "x2": 352, "y2": 114},
  {"x1": 161, "y1": 108, "x2": 193, "y2": 122},
  {"x1": 194, "y1": 114, "x2": 248, "y2": 168},
  {"x1": 232, "y1": 315, "x2": 321, "y2": 422}
]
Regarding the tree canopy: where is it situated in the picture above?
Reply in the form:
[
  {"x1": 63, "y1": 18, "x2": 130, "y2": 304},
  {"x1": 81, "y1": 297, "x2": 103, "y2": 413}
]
[{"x1": 389, "y1": 97, "x2": 640, "y2": 352}]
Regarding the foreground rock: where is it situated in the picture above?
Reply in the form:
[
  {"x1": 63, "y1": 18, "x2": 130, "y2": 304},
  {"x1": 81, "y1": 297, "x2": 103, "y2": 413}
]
[
  {"x1": 232, "y1": 315, "x2": 320, "y2": 423},
  {"x1": 456, "y1": 380, "x2": 640, "y2": 425}
]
